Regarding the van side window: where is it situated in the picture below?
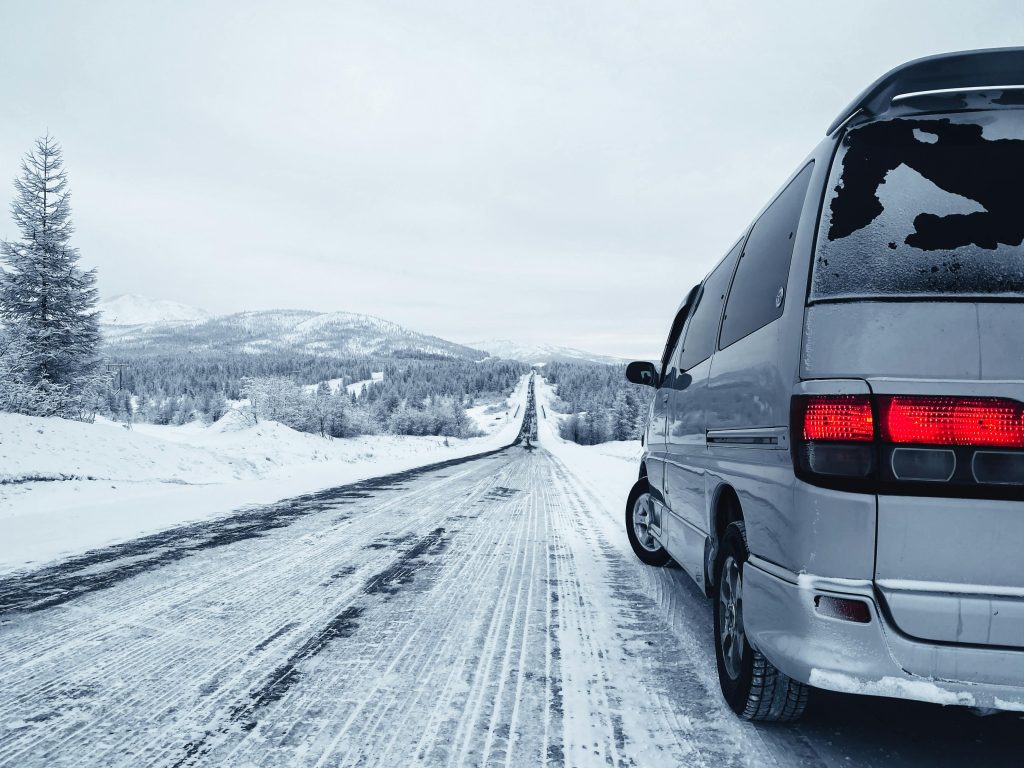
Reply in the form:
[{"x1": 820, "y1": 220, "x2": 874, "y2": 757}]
[
  {"x1": 679, "y1": 240, "x2": 742, "y2": 371},
  {"x1": 660, "y1": 286, "x2": 698, "y2": 379},
  {"x1": 719, "y1": 162, "x2": 814, "y2": 349}
]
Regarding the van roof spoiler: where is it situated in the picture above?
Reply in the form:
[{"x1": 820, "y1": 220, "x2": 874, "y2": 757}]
[{"x1": 826, "y1": 47, "x2": 1024, "y2": 136}]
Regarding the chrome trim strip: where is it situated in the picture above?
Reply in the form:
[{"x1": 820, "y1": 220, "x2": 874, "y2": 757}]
[
  {"x1": 706, "y1": 426, "x2": 789, "y2": 449},
  {"x1": 876, "y1": 579, "x2": 1024, "y2": 599}
]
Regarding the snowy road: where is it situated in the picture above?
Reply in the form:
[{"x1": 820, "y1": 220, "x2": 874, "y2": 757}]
[{"x1": 1, "y1": 444, "x2": 1021, "y2": 765}]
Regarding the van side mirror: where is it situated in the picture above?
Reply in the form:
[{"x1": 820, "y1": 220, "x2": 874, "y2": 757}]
[{"x1": 626, "y1": 361, "x2": 659, "y2": 387}]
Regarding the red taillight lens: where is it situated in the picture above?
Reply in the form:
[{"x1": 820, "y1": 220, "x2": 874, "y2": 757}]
[
  {"x1": 799, "y1": 395, "x2": 875, "y2": 442},
  {"x1": 878, "y1": 396, "x2": 1024, "y2": 448},
  {"x1": 793, "y1": 393, "x2": 1024, "y2": 493}
]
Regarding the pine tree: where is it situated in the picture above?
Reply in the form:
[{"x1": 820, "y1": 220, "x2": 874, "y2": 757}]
[
  {"x1": 311, "y1": 381, "x2": 332, "y2": 436},
  {"x1": 0, "y1": 135, "x2": 100, "y2": 412},
  {"x1": 611, "y1": 389, "x2": 634, "y2": 441}
]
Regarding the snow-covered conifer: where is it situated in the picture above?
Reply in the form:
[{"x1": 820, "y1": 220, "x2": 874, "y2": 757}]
[{"x1": 0, "y1": 135, "x2": 100, "y2": 414}]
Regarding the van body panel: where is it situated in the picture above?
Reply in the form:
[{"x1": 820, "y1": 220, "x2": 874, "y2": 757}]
[
  {"x1": 660, "y1": 503, "x2": 708, "y2": 587},
  {"x1": 664, "y1": 357, "x2": 711, "y2": 541},
  {"x1": 706, "y1": 322, "x2": 789, "y2": 432},
  {"x1": 802, "y1": 302, "x2": 992, "y2": 380},
  {"x1": 645, "y1": 387, "x2": 670, "y2": 514},
  {"x1": 979, "y1": 303, "x2": 1024, "y2": 379},
  {"x1": 743, "y1": 562, "x2": 1024, "y2": 703},
  {"x1": 875, "y1": 494, "x2": 1024, "y2": 648},
  {"x1": 879, "y1": 586, "x2": 1024, "y2": 648}
]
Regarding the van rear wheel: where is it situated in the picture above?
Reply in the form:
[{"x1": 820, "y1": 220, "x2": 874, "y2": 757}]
[
  {"x1": 714, "y1": 522, "x2": 809, "y2": 721},
  {"x1": 625, "y1": 481, "x2": 671, "y2": 566}
]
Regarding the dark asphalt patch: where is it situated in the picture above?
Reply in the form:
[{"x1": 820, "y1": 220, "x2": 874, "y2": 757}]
[
  {"x1": 483, "y1": 486, "x2": 521, "y2": 501},
  {"x1": 363, "y1": 527, "x2": 448, "y2": 597}
]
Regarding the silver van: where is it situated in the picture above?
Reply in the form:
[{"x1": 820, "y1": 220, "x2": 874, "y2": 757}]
[{"x1": 625, "y1": 48, "x2": 1024, "y2": 721}]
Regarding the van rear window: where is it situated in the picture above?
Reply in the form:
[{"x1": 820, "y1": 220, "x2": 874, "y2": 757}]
[{"x1": 811, "y1": 107, "x2": 1024, "y2": 301}]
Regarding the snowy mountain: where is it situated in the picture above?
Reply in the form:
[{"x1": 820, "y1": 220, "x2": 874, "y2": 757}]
[
  {"x1": 99, "y1": 296, "x2": 486, "y2": 360},
  {"x1": 98, "y1": 294, "x2": 211, "y2": 326},
  {"x1": 467, "y1": 339, "x2": 625, "y2": 366}
]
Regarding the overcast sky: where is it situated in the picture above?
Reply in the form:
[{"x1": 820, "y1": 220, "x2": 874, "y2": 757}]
[{"x1": 2, "y1": 2, "x2": 1022, "y2": 358}]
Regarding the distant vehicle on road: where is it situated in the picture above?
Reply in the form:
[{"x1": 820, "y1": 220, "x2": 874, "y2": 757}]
[{"x1": 625, "y1": 48, "x2": 1024, "y2": 721}]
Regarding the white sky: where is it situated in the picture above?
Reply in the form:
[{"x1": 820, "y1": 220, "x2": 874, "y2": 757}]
[{"x1": 1, "y1": 2, "x2": 1022, "y2": 358}]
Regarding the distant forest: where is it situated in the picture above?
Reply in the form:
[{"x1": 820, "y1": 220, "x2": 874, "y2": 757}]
[
  {"x1": 542, "y1": 361, "x2": 651, "y2": 445},
  {"x1": 100, "y1": 348, "x2": 528, "y2": 439},
  {"x1": 97, "y1": 350, "x2": 650, "y2": 446}
]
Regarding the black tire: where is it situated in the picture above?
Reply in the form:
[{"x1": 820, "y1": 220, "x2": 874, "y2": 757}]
[
  {"x1": 713, "y1": 521, "x2": 809, "y2": 722},
  {"x1": 624, "y1": 480, "x2": 671, "y2": 566}
]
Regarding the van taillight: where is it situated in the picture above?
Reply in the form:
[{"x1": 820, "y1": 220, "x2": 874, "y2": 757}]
[
  {"x1": 877, "y1": 396, "x2": 1024, "y2": 449},
  {"x1": 792, "y1": 395, "x2": 876, "y2": 479},
  {"x1": 799, "y1": 395, "x2": 874, "y2": 442},
  {"x1": 792, "y1": 394, "x2": 1024, "y2": 494}
]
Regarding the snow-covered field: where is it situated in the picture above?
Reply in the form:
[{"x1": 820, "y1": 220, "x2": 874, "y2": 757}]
[
  {"x1": 0, "y1": 375, "x2": 529, "y2": 574},
  {"x1": 345, "y1": 370, "x2": 384, "y2": 396},
  {"x1": 302, "y1": 371, "x2": 385, "y2": 397}
]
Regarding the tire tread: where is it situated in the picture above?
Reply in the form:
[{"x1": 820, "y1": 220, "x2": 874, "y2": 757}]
[{"x1": 719, "y1": 522, "x2": 810, "y2": 723}]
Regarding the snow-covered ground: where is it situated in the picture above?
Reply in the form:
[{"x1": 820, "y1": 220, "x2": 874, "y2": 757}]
[
  {"x1": 345, "y1": 371, "x2": 384, "y2": 396},
  {"x1": 0, "y1": 375, "x2": 529, "y2": 574},
  {"x1": 301, "y1": 371, "x2": 385, "y2": 397},
  {"x1": 465, "y1": 395, "x2": 516, "y2": 436},
  {"x1": 533, "y1": 375, "x2": 642, "y2": 510},
  {"x1": 2, "y1": 375, "x2": 1018, "y2": 767}
]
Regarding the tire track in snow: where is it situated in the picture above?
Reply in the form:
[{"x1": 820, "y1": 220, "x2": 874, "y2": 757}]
[
  {"x1": 0, "y1": 443, "x2": 520, "y2": 617},
  {"x1": 0, "y1": 455, "x2": 509, "y2": 767},
  {"x1": 171, "y1": 527, "x2": 451, "y2": 766},
  {"x1": 545, "y1": 454, "x2": 769, "y2": 767}
]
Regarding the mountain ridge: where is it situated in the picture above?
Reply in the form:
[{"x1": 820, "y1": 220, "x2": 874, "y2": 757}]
[
  {"x1": 466, "y1": 339, "x2": 625, "y2": 366},
  {"x1": 97, "y1": 295, "x2": 622, "y2": 365},
  {"x1": 98, "y1": 296, "x2": 486, "y2": 360},
  {"x1": 98, "y1": 294, "x2": 211, "y2": 326}
]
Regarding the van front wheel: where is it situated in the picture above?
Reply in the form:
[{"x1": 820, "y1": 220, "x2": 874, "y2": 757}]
[
  {"x1": 624, "y1": 481, "x2": 671, "y2": 566},
  {"x1": 713, "y1": 522, "x2": 809, "y2": 721}
]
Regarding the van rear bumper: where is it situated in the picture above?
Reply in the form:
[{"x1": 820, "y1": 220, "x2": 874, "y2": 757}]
[{"x1": 742, "y1": 558, "x2": 1024, "y2": 712}]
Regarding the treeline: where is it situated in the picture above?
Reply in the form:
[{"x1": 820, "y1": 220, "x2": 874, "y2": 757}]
[
  {"x1": 542, "y1": 361, "x2": 651, "y2": 445},
  {"x1": 233, "y1": 375, "x2": 480, "y2": 439},
  {"x1": 99, "y1": 349, "x2": 527, "y2": 438}
]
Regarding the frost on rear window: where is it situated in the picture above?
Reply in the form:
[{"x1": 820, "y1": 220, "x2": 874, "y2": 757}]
[{"x1": 811, "y1": 109, "x2": 1024, "y2": 300}]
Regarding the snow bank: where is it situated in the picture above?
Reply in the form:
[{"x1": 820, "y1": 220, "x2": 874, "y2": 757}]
[
  {"x1": 465, "y1": 397, "x2": 516, "y2": 437},
  {"x1": 532, "y1": 376, "x2": 642, "y2": 547},
  {"x1": 0, "y1": 375, "x2": 529, "y2": 574},
  {"x1": 994, "y1": 697, "x2": 1024, "y2": 712}
]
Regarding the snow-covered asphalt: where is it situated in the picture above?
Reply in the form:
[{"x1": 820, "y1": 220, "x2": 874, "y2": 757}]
[{"x1": 0, "y1": 445, "x2": 1020, "y2": 766}]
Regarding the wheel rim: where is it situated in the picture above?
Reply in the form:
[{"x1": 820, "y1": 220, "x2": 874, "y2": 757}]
[
  {"x1": 631, "y1": 494, "x2": 660, "y2": 552},
  {"x1": 718, "y1": 555, "x2": 744, "y2": 680}
]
